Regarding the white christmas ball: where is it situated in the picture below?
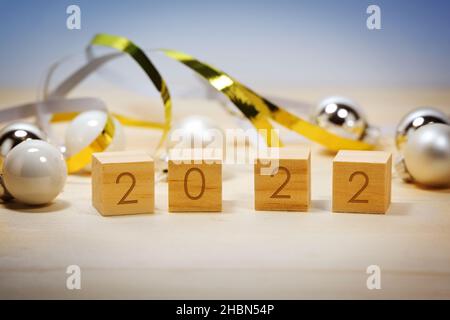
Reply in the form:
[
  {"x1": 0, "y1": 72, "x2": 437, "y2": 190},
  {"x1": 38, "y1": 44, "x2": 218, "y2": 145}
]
[
  {"x1": 167, "y1": 115, "x2": 223, "y2": 149},
  {"x1": 404, "y1": 123, "x2": 450, "y2": 187},
  {"x1": 2, "y1": 140, "x2": 67, "y2": 205},
  {"x1": 65, "y1": 110, "x2": 125, "y2": 157}
]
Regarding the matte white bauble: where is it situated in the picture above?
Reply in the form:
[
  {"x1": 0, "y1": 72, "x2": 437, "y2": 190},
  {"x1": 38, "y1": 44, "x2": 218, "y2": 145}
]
[
  {"x1": 403, "y1": 123, "x2": 450, "y2": 187},
  {"x1": 167, "y1": 115, "x2": 223, "y2": 149}
]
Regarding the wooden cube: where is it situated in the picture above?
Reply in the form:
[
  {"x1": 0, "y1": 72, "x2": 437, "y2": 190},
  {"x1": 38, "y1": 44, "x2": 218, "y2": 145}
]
[
  {"x1": 92, "y1": 151, "x2": 154, "y2": 216},
  {"x1": 168, "y1": 149, "x2": 222, "y2": 212},
  {"x1": 254, "y1": 147, "x2": 311, "y2": 211},
  {"x1": 332, "y1": 150, "x2": 392, "y2": 214}
]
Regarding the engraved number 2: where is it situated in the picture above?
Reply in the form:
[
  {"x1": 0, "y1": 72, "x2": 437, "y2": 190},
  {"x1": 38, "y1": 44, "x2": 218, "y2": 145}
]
[
  {"x1": 116, "y1": 172, "x2": 138, "y2": 205},
  {"x1": 348, "y1": 171, "x2": 369, "y2": 203},
  {"x1": 270, "y1": 166, "x2": 291, "y2": 199}
]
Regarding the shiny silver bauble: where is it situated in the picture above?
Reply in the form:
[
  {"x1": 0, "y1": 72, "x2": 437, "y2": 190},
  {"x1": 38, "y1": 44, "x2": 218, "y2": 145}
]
[
  {"x1": 395, "y1": 107, "x2": 449, "y2": 150},
  {"x1": 312, "y1": 96, "x2": 379, "y2": 144},
  {"x1": 0, "y1": 122, "x2": 46, "y2": 160}
]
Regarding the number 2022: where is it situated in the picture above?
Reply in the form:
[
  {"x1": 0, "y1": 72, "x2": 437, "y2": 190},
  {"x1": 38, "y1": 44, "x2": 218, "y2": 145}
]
[{"x1": 114, "y1": 168, "x2": 371, "y2": 206}]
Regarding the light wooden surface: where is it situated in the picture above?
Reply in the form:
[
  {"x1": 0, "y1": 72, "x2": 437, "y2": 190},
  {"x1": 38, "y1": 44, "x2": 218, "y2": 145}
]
[
  {"x1": 332, "y1": 150, "x2": 392, "y2": 214},
  {"x1": 0, "y1": 88, "x2": 449, "y2": 299}
]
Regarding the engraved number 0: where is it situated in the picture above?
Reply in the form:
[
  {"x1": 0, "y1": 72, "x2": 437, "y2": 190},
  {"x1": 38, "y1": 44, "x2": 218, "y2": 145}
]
[
  {"x1": 348, "y1": 171, "x2": 369, "y2": 203},
  {"x1": 270, "y1": 166, "x2": 291, "y2": 199},
  {"x1": 184, "y1": 168, "x2": 206, "y2": 200},
  {"x1": 116, "y1": 172, "x2": 138, "y2": 205}
]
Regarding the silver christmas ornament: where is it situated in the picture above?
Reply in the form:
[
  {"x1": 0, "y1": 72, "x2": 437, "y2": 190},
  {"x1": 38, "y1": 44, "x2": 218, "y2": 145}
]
[
  {"x1": 0, "y1": 122, "x2": 46, "y2": 161},
  {"x1": 395, "y1": 107, "x2": 449, "y2": 151},
  {"x1": 311, "y1": 96, "x2": 379, "y2": 144},
  {"x1": 397, "y1": 123, "x2": 450, "y2": 187}
]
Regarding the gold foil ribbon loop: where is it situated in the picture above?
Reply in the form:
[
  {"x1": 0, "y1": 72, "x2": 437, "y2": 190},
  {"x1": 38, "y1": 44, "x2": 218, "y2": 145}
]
[
  {"x1": 90, "y1": 34, "x2": 172, "y2": 150},
  {"x1": 42, "y1": 33, "x2": 374, "y2": 174},
  {"x1": 160, "y1": 49, "x2": 374, "y2": 150},
  {"x1": 43, "y1": 34, "x2": 172, "y2": 173}
]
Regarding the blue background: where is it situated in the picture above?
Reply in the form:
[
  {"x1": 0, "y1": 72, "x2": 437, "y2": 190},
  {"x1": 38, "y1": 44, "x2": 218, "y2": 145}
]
[{"x1": 1, "y1": 0, "x2": 450, "y2": 89}]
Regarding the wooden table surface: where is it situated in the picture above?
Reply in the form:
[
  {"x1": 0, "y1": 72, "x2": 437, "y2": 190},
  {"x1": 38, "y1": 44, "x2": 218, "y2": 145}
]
[{"x1": 0, "y1": 88, "x2": 449, "y2": 299}]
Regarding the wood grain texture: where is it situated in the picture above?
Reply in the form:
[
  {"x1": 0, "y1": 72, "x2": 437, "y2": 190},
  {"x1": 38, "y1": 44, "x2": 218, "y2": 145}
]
[
  {"x1": 0, "y1": 88, "x2": 449, "y2": 299},
  {"x1": 92, "y1": 151, "x2": 154, "y2": 216},
  {"x1": 255, "y1": 147, "x2": 310, "y2": 211},
  {"x1": 332, "y1": 151, "x2": 391, "y2": 214},
  {"x1": 168, "y1": 149, "x2": 222, "y2": 212}
]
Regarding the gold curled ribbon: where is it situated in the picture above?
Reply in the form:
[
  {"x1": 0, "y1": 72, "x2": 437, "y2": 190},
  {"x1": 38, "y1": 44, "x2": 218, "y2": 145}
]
[
  {"x1": 51, "y1": 111, "x2": 164, "y2": 174},
  {"x1": 160, "y1": 50, "x2": 374, "y2": 151},
  {"x1": 90, "y1": 34, "x2": 171, "y2": 150},
  {"x1": 48, "y1": 33, "x2": 373, "y2": 174},
  {"x1": 45, "y1": 34, "x2": 171, "y2": 173}
]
